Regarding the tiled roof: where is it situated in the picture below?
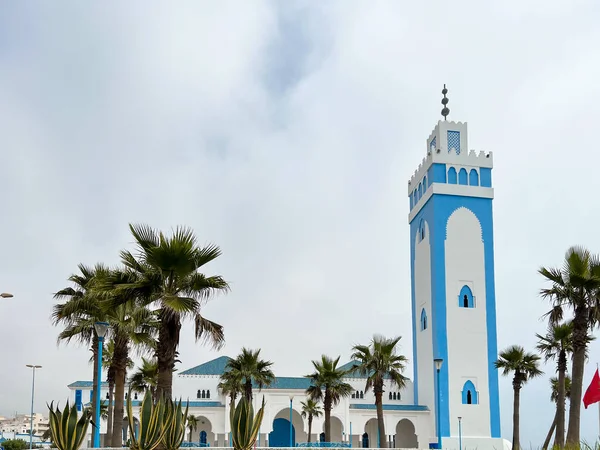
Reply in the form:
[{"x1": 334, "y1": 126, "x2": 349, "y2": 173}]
[
  {"x1": 263, "y1": 377, "x2": 312, "y2": 390},
  {"x1": 179, "y1": 356, "x2": 232, "y2": 376},
  {"x1": 350, "y1": 404, "x2": 428, "y2": 411},
  {"x1": 82, "y1": 400, "x2": 224, "y2": 408}
]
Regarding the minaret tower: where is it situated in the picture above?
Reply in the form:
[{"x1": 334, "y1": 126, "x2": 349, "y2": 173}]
[{"x1": 408, "y1": 86, "x2": 501, "y2": 449}]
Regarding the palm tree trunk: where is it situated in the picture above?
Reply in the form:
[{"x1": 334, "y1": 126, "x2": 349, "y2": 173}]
[
  {"x1": 188, "y1": 427, "x2": 192, "y2": 443},
  {"x1": 324, "y1": 392, "x2": 332, "y2": 443},
  {"x1": 542, "y1": 411, "x2": 557, "y2": 450},
  {"x1": 307, "y1": 416, "x2": 312, "y2": 443},
  {"x1": 111, "y1": 336, "x2": 128, "y2": 448},
  {"x1": 375, "y1": 386, "x2": 387, "y2": 448},
  {"x1": 106, "y1": 375, "x2": 114, "y2": 445},
  {"x1": 244, "y1": 379, "x2": 253, "y2": 401},
  {"x1": 90, "y1": 337, "x2": 99, "y2": 429},
  {"x1": 512, "y1": 378, "x2": 521, "y2": 450},
  {"x1": 566, "y1": 310, "x2": 588, "y2": 447},
  {"x1": 555, "y1": 352, "x2": 567, "y2": 449},
  {"x1": 156, "y1": 315, "x2": 180, "y2": 401}
]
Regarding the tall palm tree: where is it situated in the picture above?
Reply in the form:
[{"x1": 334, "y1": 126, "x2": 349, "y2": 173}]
[
  {"x1": 351, "y1": 335, "x2": 409, "y2": 449},
  {"x1": 542, "y1": 376, "x2": 572, "y2": 450},
  {"x1": 300, "y1": 399, "x2": 322, "y2": 444},
  {"x1": 539, "y1": 246, "x2": 600, "y2": 445},
  {"x1": 53, "y1": 263, "x2": 108, "y2": 428},
  {"x1": 218, "y1": 369, "x2": 244, "y2": 411},
  {"x1": 536, "y1": 321, "x2": 573, "y2": 449},
  {"x1": 101, "y1": 339, "x2": 116, "y2": 442},
  {"x1": 225, "y1": 348, "x2": 275, "y2": 401},
  {"x1": 495, "y1": 345, "x2": 543, "y2": 450},
  {"x1": 187, "y1": 415, "x2": 199, "y2": 443},
  {"x1": 305, "y1": 355, "x2": 353, "y2": 443},
  {"x1": 106, "y1": 224, "x2": 230, "y2": 400},
  {"x1": 105, "y1": 300, "x2": 156, "y2": 448}
]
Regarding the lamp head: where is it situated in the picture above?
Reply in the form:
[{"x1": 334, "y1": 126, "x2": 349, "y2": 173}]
[
  {"x1": 434, "y1": 358, "x2": 444, "y2": 371},
  {"x1": 94, "y1": 321, "x2": 109, "y2": 338},
  {"x1": 1, "y1": 293, "x2": 14, "y2": 298}
]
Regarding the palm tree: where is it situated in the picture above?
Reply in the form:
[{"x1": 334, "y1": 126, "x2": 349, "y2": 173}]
[
  {"x1": 101, "y1": 339, "x2": 116, "y2": 442},
  {"x1": 542, "y1": 376, "x2": 572, "y2": 450},
  {"x1": 130, "y1": 357, "x2": 159, "y2": 398},
  {"x1": 536, "y1": 321, "x2": 573, "y2": 449},
  {"x1": 305, "y1": 355, "x2": 353, "y2": 443},
  {"x1": 218, "y1": 369, "x2": 244, "y2": 410},
  {"x1": 53, "y1": 263, "x2": 108, "y2": 428},
  {"x1": 300, "y1": 399, "x2": 322, "y2": 443},
  {"x1": 351, "y1": 335, "x2": 409, "y2": 449},
  {"x1": 539, "y1": 246, "x2": 600, "y2": 445},
  {"x1": 105, "y1": 299, "x2": 156, "y2": 448},
  {"x1": 495, "y1": 345, "x2": 543, "y2": 450},
  {"x1": 187, "y1": 415, "x2": 199, "y2": 443},
  {"x1": 106, "y1": 224, "x2": 230, "y2": 400},
  {"x1": 225, "y1": 348, "x2": 275, "y2": 401}
]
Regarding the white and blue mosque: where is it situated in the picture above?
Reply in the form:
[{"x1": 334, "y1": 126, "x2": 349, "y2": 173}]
[{"x1": 67, "y1": 89, "x2": 508, "y2": 449}]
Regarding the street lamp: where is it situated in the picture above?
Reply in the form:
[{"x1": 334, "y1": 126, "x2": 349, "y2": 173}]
[
  {"x1": 458, "y1": 417, "x2": 462, "y2": 450},
  {"x1": 26, "y1": 365, "x2": 42, "y2": 450},
  {"x1": 1, "y1": 293, "x2": 14, "y2": 298},
  {"x1": 93, "y1": 322, "x2": 109, "y2": 448},
  {"x1": 289, "y1": 395, "x2": 294, "y2": 448},
  {"x1": 434, "y1": 358, "x2": 444, "y2": 450}
]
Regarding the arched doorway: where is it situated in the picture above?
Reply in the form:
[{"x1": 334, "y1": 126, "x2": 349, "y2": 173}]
[
  {"x1": 270, "y1": 418, "x2": 295, "y2": 447},
  {"x1": 395, "y1": 419, "x2": 418, "y2": 448},
  {"x1": 195, "y1": 416, "x2": 214, "y2": 447},
  {"x1": 364, "y1": 418, "x2": 378, "y2": 448},
  {"x1": 270, "y1": 408, "x2": 305, "y2": 446}
]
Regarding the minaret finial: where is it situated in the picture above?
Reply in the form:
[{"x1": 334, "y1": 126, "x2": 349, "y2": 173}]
[{"x1": 441, "y1": 84, "x2": 450, "y2": 121}]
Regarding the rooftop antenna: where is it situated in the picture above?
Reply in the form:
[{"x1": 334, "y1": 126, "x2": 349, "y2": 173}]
[{"x1": 441, "y1": 84, "x2": 450, "y2": 120}]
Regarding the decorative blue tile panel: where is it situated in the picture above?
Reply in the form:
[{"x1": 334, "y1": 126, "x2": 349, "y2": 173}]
[{"x1": 447, "y1": 131, "x2": 460, "y2": 154}]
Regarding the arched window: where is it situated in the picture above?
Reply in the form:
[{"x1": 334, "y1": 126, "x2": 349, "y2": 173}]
[
  {"x1": 201, "y1": 390, "x2": 206, "y2": 399},
  {"x1": 125, "y1": 392, "x2": 128, "y2": 399},
  {"x1": 420, "y1": 308, "x2": 427, "y2": 331},
  {"x1": 418, "y1": 183, "x2": 422, "y2": 200},
  {"x1": 413, "y1": 190, "x2": 417, "y2": 205},
  {"x1": 356, "y1": 390, "x2": 360, "y2": 398},
  {"x1": 448, "y1": 167, "x2": 457, "y2": 184},
  {"x1": 106, "y1": 393, "x2": 109, "y2": 399},
  {"x1": 352, "y1": 392, "x2": 356, "y2": 399},
  {"x1": 417, "y1": 219, "x2": 425, "y2": 242},
  {"x1": 458, "y1": 168, "x2": 468, "y2": 185},
  {"x1": 461, "y1": 380, "x2": 478, "y2": 405},
  {"x1": 360, "y1": 391, "x2": 364, "y2": 399},
  {"x1": 458, "y1": 285, "x2": 475, "y2": 308},
  {"x1": 134, "y1": 393, "x2": 138, "y2": 400},
  {"x1": 389, "y1": 392, "x2": 392, "y2": 400},
  {"x1": 206, "y1": 390, "x2": 210, "y2": 399},
  {"x1": 197, "y1": 390, "x2": 201, "y2": 399},
  {"x1": 423, "y1": 175, "x2": 427, "y2": 191},
  {"x1": 469, "y1": 169, "x2": 479, "y2": 186},
  {"x1": 397, "y1": 392, "x2": 401, "y2": 400}
]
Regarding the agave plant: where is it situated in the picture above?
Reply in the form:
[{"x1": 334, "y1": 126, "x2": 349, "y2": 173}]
[
  {"x1": 47, "y1": 401, "x2": 90, "y2": 450},
  {"x1": 127, "y1": 389, "x2": 167, "y2": 450},
  {"x1": 230, "y1": 396, "x2": 265, "y2": 450},
  {"x1": 162, "y1": 398, "x2": 189, "y2": 450}
]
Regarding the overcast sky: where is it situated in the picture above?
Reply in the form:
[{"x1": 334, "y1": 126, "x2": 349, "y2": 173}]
[{"x1": 1, "y1": 0, "x2": 599, "y2": 446}]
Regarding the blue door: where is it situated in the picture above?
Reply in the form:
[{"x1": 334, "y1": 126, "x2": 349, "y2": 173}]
[
  {"x1": 269, "y1": 418, "x2": 295, "y2": 447},
  {"x1": 200, "y1": 431, "x2": 207, "y2": 446}
]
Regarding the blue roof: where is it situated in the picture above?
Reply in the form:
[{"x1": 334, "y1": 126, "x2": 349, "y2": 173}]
[
  {"x1": 180, "y1": 356, "x2": 231, "y2": 376},
  {"x1": 265, "y1": 377, "x2": 312, "y2": 390},
  {"x1": 350, "y1": 404, "x2": 428, "y2": 411}
]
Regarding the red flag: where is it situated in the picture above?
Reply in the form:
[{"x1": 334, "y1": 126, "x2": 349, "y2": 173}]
[{"x1": 583, "y1": 369, "x2": 600, "y2": 409}]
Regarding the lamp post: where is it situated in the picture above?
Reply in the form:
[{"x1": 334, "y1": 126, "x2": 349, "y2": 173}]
[
  {"x1": 1, "y1": 292, "x2": 14, "y2": 298},
  {"x1": 289, "y1": 395, "x2": 294, "y2": 448},
  {"x1": 458, "y1": 417, "x2": 462, "y2": 450},
  {"x1": 93, "y1": 322, "x2": 109, "y2": 448},
  {"x1": 26, "y1": 365, "x2": 41, "y2": 449},
  {"x1": 434, "y1": 358, "x2": 444, "y2": 450}
]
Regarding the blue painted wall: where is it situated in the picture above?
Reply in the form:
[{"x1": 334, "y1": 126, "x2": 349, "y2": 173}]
[
  {"x1": 409, "y1": 193, "x2": 501, "y2": 438},
  {"x1": 269, "y1": 419, "x2": 295, "y2": 447},
  {"x1": 75, "y1": 390, "x2": 82, "y2": 411}
]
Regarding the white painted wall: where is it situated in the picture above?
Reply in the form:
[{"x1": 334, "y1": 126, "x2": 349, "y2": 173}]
[
  {"x1": 444, "y1": 207, "x2": 491, "y2": 438},
  {"x1": 413, "y1": 220, "x2": 435, "y2": 445}
]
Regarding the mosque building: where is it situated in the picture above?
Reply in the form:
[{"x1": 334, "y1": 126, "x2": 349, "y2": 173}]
[{"x1": 67, "y1": 88, "x2": 508, "y2": 449}]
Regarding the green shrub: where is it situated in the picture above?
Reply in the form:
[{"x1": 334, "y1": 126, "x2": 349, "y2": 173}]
[
  {"x1": 47, "y1": 401, "x2": 90, "y2": 450},
  {"x1": 230, "y1": 397, "x2": 265, "y2": 450}
]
